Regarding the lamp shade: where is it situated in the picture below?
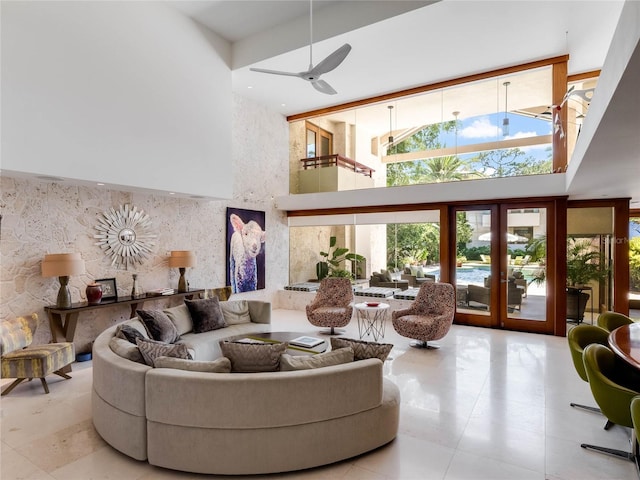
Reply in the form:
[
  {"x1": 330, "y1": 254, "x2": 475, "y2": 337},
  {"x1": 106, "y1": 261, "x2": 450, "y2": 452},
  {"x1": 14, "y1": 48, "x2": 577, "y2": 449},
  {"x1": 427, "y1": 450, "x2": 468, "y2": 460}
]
[
  {"x1": 168, "y1": 251, "x2": 196, "y2": 268},
  {"x1": 41, "y1": 253, "x2": 86, "y2": 277}
]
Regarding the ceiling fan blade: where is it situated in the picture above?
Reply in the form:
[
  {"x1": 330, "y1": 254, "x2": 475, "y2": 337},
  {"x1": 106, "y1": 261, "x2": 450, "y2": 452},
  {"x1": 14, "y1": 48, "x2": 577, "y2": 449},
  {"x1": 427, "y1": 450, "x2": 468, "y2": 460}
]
[
  {"x1": 308, "y1": 43, "x2": 351, "y2": 77},
  {"x1": 249, "y1": 67, "x2": 302, "y2": 78},
  {"x1": 312, "y1": 79, "x2": 337, "y2": 95}
]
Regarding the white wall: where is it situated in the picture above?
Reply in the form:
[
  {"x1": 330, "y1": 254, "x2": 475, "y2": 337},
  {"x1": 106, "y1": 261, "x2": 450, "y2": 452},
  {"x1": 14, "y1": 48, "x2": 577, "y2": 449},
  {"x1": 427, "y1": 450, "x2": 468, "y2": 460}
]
[
  {"x1": 1, "y1": 1, "x2": 232, "y2": 199},
  {"x1": 0, "y1": 88, "x2": 289, "y2": 354}
]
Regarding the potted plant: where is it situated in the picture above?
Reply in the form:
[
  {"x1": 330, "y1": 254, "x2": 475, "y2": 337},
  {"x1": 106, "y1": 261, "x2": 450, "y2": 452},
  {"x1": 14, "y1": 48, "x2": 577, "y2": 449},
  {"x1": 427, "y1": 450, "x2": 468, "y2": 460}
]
[
  {"x1": 566, "y1": 238, "x2": 609, "y2": 322},
  {"x1": 316, "y1": 236, "x2": 365, "y2": 281}
]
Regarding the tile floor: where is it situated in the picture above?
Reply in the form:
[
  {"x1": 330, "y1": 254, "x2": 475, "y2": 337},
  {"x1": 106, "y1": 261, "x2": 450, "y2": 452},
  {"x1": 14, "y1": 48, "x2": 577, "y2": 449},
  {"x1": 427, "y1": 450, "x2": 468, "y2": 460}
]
[{"x1": 1, "y1": 309, "x2": 637, "y2": 480}]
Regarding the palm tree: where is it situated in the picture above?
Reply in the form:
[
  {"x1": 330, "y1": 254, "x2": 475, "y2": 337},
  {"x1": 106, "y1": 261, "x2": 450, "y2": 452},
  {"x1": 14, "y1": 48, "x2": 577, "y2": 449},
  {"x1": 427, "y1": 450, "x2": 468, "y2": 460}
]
[{"x1": 423, "y1": 155, "x2": 468, "y2": 182}]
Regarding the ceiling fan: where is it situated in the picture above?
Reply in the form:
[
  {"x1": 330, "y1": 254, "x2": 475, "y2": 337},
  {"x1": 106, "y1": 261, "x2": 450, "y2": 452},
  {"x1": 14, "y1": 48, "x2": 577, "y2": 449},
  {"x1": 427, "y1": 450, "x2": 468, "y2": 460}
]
[{"x1": 249, "y1": 0, "x2": 351, "y2": 95}]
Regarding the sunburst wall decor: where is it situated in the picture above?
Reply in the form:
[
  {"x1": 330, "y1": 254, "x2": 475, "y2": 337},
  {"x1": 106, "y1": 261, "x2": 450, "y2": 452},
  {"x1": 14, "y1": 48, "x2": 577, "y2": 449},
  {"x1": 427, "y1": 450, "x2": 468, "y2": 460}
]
[{"x1": 94, "y1": 204, "x2": 157, "y2": 269}]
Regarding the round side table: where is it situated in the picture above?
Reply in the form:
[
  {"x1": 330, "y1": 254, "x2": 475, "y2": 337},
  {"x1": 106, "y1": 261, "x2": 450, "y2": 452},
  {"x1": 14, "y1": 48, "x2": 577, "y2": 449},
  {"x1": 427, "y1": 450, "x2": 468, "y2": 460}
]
[{"x1": 354, "y1": 302, "x2": 390, "y2": 341}]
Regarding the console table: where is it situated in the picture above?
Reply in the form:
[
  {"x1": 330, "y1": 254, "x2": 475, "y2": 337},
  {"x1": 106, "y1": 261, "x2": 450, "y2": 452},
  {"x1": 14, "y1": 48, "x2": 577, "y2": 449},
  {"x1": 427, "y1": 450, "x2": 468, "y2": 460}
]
[{"x1": 45, "y1": 289, "x2": 204, "y2": 344}]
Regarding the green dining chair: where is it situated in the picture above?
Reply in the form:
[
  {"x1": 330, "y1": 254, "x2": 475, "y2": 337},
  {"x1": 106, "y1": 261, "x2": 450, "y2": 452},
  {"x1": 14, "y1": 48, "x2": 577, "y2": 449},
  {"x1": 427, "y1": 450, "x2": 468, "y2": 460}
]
[
  {"x1": 580, "y1": 343, "x2": 640, "y2": 461},
  {"x1": 567, "y1": 325, "x2": 613, "y2": 427},
  {"x1": 597, "y1": 311, "x2": 634, "y2": 332},
  {"x1": 630, "y1": 395, "x2": 640, "y2": 473}
]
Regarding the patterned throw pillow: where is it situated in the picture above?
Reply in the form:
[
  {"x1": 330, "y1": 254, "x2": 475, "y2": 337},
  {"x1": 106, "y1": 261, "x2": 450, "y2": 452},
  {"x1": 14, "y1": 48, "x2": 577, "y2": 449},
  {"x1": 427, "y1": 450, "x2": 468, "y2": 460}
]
[
  {"x1": 330, "y1": 337, "x2": 393, "y2": 362},
  {"x1": 154, "y1": 356, "x2": 231, "y2": 373},
  {"x1": 280, "y1": 347, "x2": 354, "y2": 371},
  {"x1": 115, "y1": 324, "x2": 145, "y2": 344},
  {"x1": 219, "y1": 300, "x2": 252, "y2": 325},
  {"x1": 219, "y1": 341, "x2": 287, "y2": 373},
  {"x1": 136, "y1": 338, "x2": 192, "y2": 366},
  {"x1": 184, "y1": 297, "x2": 227, "y2": 333},
  {"x1": 136, "y1": 310, "x2": 179, "y2": 343}
]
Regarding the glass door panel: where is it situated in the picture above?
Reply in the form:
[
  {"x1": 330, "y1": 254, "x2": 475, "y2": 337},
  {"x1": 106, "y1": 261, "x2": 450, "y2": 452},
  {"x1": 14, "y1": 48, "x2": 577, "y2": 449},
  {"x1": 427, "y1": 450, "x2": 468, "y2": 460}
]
[
  {"x1": 454, "y1": 207, "x2": 496, "y2": 328},
  {"x1": 504, "y1": 207, "x2": 547, "y2": 323},
  {"x1": 502, "y1": 202, "x2": 555, "y2": 333}
]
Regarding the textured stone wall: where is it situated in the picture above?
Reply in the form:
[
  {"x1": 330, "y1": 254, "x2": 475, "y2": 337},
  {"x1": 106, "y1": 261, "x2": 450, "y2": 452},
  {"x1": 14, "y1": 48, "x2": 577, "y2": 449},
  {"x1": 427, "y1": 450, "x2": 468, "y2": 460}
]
[{"x1": 0, "y1": 94, "x2": 289, "y2": 353}]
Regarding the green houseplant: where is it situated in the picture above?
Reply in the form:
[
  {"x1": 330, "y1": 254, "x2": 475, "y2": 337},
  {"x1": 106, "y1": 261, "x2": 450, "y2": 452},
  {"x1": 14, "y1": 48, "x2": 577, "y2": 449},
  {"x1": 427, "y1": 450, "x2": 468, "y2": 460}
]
[
  {"x1": 316, "y1": 236, "x2": 365, "y2": 281},
  {"x1": 566, "y1": 238, "x2": 609, "y2": 322}
]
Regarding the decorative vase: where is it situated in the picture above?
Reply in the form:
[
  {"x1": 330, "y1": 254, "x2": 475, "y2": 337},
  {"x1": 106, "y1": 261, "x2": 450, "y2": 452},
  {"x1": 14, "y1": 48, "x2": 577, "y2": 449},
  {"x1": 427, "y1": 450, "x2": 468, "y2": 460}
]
[
  {"x1": 131, "y1": 274, "x2": 140, "y2": 298},
  {"x1": 86, "y1": 283, "x2": 103, "y2": 305}
]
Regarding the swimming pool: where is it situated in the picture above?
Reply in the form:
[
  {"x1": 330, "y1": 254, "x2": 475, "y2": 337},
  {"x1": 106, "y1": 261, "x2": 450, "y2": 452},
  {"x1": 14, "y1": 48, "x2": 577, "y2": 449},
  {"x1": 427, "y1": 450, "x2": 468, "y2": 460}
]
[{"x1": 426, "y1": 265, "x2": 538, "y2": 285}]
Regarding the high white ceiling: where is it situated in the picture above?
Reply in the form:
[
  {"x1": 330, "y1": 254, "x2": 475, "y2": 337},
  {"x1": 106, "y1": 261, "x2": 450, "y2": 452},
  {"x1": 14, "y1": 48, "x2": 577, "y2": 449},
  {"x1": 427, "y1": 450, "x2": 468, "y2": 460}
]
[{"x1": 170, "y1": 0, "x2": 640, "y2": 208}]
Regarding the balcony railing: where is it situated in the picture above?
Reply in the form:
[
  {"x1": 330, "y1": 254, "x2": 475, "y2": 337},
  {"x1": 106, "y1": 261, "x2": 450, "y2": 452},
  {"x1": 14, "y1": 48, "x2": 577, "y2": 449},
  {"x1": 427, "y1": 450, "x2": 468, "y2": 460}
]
[{"x1": 300, "y1": 155, "x2": 375, "y2": 178}]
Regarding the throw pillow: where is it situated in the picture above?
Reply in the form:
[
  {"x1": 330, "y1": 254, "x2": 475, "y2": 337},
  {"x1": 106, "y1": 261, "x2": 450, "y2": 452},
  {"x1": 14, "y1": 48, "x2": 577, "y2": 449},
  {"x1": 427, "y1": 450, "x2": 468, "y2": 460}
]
[
  {"x1": 416, "y1": 266, "x2": 425, "y2": 278},
  {"x1": 280, "y1": 347, "x2": 354, "y2": 371},
  {"x1": 381, "y1": 269, "x2": 393, "y2": 282},
  {"x1": 136, "y1": 310, "x2": 179, "y2": 343},
  {"x1": 219, "y1": 300, "x2": 251, "y2": 325},
  {"x1": 330, "y1": 337, "x2": 393, "y2": 362},
  {"x1": 136, "y1": 338, "x2": 192, "y2": 367},
  {"x1": 184, "y1": 297, "x2": 227, "y2": 333},
  {"x1": 109, "y1": 337, "x2": 145, "y2": 364},
  {"x1": 115, "y1": 324, "x2": 145, "y2": 344},
  {"x1": 122, "y1": 318, "x2": 150, "y2": 339},
  {"x1": 154, "y1": 356, "x2": 231, "y2": 373},
  {"x1": 219, "y1": 341, "x2": 287, "y2": 373},
  {"x1": 163, "y1": 304, "x2": 193, "y2": 336}
]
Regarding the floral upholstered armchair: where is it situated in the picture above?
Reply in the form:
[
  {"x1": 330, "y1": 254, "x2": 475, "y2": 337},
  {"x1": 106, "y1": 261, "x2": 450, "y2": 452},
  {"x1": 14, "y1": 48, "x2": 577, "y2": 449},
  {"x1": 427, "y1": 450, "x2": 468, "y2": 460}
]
[
  {"x1": 306, "y1": 278, "x2": 354, "y2": 335},
  {"x1": 391, "y1": 282, "x2": 455, "y2": 348}
]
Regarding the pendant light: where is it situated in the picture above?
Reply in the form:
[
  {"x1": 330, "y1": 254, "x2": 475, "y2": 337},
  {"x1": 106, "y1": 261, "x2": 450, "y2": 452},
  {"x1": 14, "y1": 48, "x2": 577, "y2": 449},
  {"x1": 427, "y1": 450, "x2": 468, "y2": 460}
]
[
  {"x1": 452, "y1": 111, "x2": 460, "y2": 156},
  {"x1": 387, "y1": 105, "x2": 394, "y2": 146},
  {"x1": 502, "y1": 81, "x2": 510, "y2": 136}
]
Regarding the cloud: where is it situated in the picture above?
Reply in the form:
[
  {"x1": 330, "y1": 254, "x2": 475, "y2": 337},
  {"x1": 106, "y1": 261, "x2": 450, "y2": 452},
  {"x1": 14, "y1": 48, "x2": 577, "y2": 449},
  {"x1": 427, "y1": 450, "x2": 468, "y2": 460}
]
[{"x1": 459, "y1": 117, "x2": 497, "y2": 138}]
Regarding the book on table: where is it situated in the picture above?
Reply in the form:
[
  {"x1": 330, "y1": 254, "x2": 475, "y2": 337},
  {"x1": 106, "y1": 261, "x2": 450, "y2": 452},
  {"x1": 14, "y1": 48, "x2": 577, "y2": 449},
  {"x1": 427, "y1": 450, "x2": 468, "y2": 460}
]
[
  {"x1": 289, "y1": 336, "x2": 323, "y2": 348},
  {"x1": 147, "y1": 288, "x2": 175, "y2": 296}
]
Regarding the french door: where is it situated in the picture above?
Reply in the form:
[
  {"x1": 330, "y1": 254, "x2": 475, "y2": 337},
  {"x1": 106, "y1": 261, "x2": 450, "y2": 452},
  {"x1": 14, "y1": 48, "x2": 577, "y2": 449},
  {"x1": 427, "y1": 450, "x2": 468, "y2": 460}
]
[{"x1": 453, "y1": 201, "x2": 557, "y2": 334}]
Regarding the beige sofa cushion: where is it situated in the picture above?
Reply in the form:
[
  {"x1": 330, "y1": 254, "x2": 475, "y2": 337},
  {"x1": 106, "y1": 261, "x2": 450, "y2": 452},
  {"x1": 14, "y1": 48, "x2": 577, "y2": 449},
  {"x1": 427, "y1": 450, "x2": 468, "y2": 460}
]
[
  {"x1": 219, "y1": 300, "x2": 251, "y2": 325},
  {"x1": 280, "y1": 347, "x2": 354, "y2": 371},
  {"x1": 163, "y1": 304, "x2": 193, "y2": 336},
  {"x1": 154, "y1": 356, "x2": 231, "y2": 373},
  {"x1": 109, "y1": 337, "x2": 145, "y2": 364}
]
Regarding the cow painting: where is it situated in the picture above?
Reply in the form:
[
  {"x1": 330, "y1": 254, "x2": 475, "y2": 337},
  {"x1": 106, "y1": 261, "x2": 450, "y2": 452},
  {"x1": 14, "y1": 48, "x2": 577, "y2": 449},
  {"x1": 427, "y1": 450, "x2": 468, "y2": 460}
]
[{"x1": 227, "y1": 210, "x2": 266, "y2": 293}]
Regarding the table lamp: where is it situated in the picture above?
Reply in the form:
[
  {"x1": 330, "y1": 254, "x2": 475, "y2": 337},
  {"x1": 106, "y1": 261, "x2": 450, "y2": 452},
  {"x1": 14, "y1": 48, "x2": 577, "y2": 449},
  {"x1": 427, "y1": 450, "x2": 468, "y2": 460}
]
[
  {"x1": 41, "y1": 253, "x2": 86, "y2": 308},
  {"x1": 168, "y1": 251, "x2": 196, "y2": 293}
]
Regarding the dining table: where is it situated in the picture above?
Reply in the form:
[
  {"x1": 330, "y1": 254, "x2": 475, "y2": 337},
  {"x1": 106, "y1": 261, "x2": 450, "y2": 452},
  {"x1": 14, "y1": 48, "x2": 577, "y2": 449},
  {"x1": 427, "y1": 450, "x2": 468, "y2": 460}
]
[{"x1": 608, "y1": 322, "x2": 640, "y2": 370}]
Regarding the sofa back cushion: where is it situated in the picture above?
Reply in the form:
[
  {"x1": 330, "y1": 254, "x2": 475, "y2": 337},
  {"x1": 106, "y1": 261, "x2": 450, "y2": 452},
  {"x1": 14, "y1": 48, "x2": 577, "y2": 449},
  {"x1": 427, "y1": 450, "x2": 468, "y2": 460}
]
[
  {"x1": 163, "y1": 304, "x2": 193, "y2": 336},
  {"x1": 154, "y1": 356, "x2": 231, "y2": 373},
  {"x1": 280, "y1": 347, "x2": 354, "y2": 371},
  {"x1": 109, "y1": 337, "x2": 146, "y2": 364},
  {"x1": 219, "y1": 300, "x2": 251, "y2": 325}
]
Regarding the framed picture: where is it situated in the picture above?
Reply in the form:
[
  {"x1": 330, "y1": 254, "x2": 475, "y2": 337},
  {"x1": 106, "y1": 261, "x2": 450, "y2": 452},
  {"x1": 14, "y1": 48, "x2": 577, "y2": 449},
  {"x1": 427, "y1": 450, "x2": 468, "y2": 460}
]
[
  {"x1": 226, "y1": 208, "x2": 266, "y2": 294},
  {"x1": 95, "y1": 278, "x2": 118, "y2": 301}
]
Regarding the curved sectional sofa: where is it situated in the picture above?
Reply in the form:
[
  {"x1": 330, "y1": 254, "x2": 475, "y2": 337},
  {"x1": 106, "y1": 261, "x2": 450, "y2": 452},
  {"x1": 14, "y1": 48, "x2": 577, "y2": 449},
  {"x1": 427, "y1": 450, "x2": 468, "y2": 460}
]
[{"x1": 92, "y1": 300, "x2": 400, "y2": 475}]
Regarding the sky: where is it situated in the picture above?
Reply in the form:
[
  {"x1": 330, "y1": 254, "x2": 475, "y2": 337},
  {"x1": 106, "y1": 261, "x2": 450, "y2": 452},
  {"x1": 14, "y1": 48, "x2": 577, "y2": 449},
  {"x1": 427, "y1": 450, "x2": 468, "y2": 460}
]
[{"x1": 439, "y1": 111, "x2": 554, "y2": 163}]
